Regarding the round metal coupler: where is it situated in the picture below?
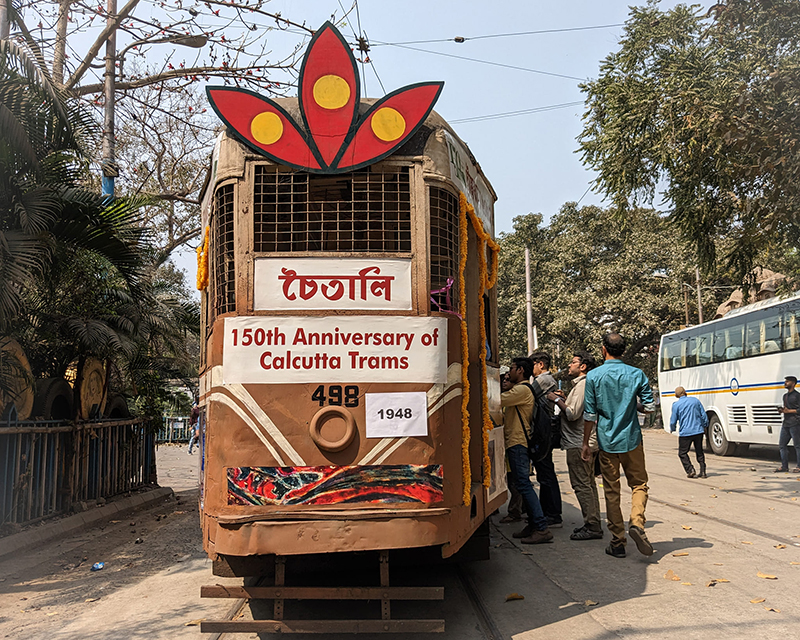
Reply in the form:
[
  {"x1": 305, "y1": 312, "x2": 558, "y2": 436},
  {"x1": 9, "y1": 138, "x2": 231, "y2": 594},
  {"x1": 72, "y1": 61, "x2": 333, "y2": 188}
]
[{"x1": 308, "y1": 406, "x2": 356, "y2": 452}]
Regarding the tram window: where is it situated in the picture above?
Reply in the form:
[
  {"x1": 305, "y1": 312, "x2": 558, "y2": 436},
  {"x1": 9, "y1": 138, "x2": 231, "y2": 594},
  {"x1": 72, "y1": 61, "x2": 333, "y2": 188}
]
[
  {"x1": 746, "y1": 312, "x2": 782, "y2": 356},
  {"x1": 784, "y1": 307, "x2": 800, "y2": 351},
  {"x1": 713, "y1": 323, "x2": 744, "y2": 362},
  {"x1": 429, "y1": 187, "x2": 459, "y2": 313},
  {"x1": 253, "y1": 166, "x2": 411, "y2": 253},
  {"x1": 661, "y1": 338, "x2": 684, "y2": 371},
  {"x1": 213, "y1": 184, "x2": 236, "y2": 316}
]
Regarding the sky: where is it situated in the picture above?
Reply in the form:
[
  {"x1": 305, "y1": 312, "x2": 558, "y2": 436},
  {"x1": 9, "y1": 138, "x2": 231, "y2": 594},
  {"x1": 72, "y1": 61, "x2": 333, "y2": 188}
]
[{"x1": 173, "y1": 0, "x2": 690, "y2": 286}]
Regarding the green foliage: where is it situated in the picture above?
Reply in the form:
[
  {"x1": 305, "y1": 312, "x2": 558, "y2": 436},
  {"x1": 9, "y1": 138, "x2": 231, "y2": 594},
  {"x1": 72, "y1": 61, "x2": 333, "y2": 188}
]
[
  {"x1": 0, "y1": 37, "x2": 199, "y2": 416},
  {"x1": 579, "y1": 0, "x2": 800, "y2": 282},
  {"x1": 497, "y1": 203, "x2": 724, "y2": 382}
]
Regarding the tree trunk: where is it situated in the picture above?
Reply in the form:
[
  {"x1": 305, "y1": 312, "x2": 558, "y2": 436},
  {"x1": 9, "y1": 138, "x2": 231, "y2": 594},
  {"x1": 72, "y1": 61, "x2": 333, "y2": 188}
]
[{"x1": 53, "y1": 0, "x2": 71, "y2": 86}]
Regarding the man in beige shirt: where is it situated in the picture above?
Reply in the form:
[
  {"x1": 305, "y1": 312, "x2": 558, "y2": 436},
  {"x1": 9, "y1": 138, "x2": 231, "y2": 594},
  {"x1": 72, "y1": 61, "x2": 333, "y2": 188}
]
[
  {"x1": 548, "y1": 351, "x2": 602, "y2": 540},
  {"x1": 501, "y1": 357, "x2": 552, "y2": 544}
]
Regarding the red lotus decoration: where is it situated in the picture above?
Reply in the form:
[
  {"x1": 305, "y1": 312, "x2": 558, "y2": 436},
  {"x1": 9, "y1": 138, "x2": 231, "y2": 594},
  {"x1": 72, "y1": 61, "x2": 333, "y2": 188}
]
[{"x1": 206, "y1": 22, "x2": 444, "y2": 174}]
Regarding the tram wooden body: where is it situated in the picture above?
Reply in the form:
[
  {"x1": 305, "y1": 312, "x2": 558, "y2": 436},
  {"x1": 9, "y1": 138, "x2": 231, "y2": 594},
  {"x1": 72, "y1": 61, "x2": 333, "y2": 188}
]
[{"x1": 196, "y1": 23, "x2": 505, "y2": 578}]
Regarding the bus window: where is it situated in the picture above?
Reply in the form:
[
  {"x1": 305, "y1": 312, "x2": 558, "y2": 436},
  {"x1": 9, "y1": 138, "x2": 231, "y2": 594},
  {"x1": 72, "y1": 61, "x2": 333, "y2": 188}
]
[
  {"x1": 746, "y1": 313, "x2": 782, "y2": 356},
  {"x1": 688, "y1": 332, "x2": 713, "y2": 366},
  {"x1": 784, "y1": 307, "x2": 800, "y2": 351},
  {"x1": 764, "y1": 313, "x2": 782, "y2": 353},
  {"x1": 661, "y1": 338, "x2": 684, "y2": 371},
  {"x1": 745, "y1": 313, "x2": 781, "y2": 356},
  {"x1": 713, "y1": 323, "x2": 744, "y2": 362}
]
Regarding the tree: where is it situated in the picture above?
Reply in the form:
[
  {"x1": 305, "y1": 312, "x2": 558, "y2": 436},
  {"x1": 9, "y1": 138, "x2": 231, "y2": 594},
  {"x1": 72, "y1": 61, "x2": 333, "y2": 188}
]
[
  {"x1": 114, "y1": 79, "x2": 213, "y2": 255},
  {"x1": 0, "y1": 36, "x2": 198, "y2": 414},
  {"x1": 578, "y1": 0, "x2": 800, "y2": 283},
  {"x1": 497, "y1": 203, "x2": 726, "y2": 382},
  {"x1": 0, "y1": 37, "x2": 144, "y2": 333}
]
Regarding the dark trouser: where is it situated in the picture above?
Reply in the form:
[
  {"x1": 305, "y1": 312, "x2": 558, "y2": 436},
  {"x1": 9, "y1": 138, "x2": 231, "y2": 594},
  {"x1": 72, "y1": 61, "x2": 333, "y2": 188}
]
[
  {"x1": 506, "y1": 473, "x2": 524, "y2": 519},
  {"x1": 533, "y1": 448, "x2": 562, "y2": 521},
  {"x1": 506, "y1": 444, "x2": 548, "y2": 531},
  {"x1": 678, "y1": 433, "x2": 705, "y2": 475},
  {"x1": 566, "y1": 448, "x2": 601, "y2": 531},
  {"x1": 779, "y1": 424, "x2": 800, "y2": 469}
]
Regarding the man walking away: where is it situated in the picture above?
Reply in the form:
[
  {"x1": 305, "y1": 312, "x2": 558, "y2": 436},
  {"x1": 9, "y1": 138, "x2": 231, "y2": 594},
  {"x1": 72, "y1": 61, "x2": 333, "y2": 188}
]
[
  {"x1": 776, "y1": 375, "x2": 800, "y2": 473},
  {"x1": 501, "y1": 357, "x2": 553, "y2": 544},
  {"x1": 670, "y1": 387, "x2": 708, "y2": 478},
  {"x1": 582, "y1": 333, "x2": 656, "y2": 558},
  {"x1": 530, "y1": 351, "x2": 562, "y2": 529},
  {"x1": 547, "y1": 351, "x2": 602, "y2": 540}
]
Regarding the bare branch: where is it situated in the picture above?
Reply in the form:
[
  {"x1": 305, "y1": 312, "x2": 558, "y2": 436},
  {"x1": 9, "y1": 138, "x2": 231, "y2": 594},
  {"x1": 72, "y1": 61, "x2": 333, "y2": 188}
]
[{"x1": 64, "y1": 0, "x2": 141, "y2": 90}]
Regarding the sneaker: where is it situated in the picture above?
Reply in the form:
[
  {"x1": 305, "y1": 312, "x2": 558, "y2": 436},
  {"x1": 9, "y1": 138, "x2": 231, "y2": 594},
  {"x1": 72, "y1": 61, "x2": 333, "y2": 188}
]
[
  {"x1": 573, "y1": 525, "x2": 585, "y2": 534},
  {"x1": 686, "y1": 470, "x2": 696, "y2": 478},
  {"x1": 605, "y1": 542, "x2": 626, "y2": 558},
  {"x1": 546, "y1": 517, "x2": 563, "y2": 529},
  {"x1": 512, "y1": 524, "x2": 534, "y2": 539},
  {"x1": 628, "y1": 525, "x2": 654, "y2": 556},
  {"x1": 774, "y1": 467, "x2": 789, "y2": 473},
  {"x1": 521, "y1": 529, "x2": 554, "y2": 545},
  {"x1": 500, "y1": 514, "x2": 522, "y2": 524},
  {"x1": 571, "y1": 527, "x2": 604, "y2": 541}
]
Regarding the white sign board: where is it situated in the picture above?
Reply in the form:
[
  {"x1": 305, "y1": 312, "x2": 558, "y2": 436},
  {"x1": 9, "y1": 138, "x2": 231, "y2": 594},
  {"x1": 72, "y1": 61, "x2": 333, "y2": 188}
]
[
  {"x1": 443, "y1": 130, "x2": 495, "y2": 237},
  {"x1": 254, "y1": 258, "x2": 413, "y2": 311},
  {"x1": 487, "y1": 426, "x2": 507, "y2": 502},
  {"x1": 365, "y1": 392, "x2": 428, "y2": 438},
  {"x1": 222, "y1": 316, "x2": 447, "y2": 384}
]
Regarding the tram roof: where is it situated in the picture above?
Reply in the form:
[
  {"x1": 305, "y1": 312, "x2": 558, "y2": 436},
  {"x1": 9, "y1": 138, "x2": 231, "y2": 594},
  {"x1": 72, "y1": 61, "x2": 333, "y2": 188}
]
[{"x1": 209, "y1": 97, "x2": 497, "y2": 202}]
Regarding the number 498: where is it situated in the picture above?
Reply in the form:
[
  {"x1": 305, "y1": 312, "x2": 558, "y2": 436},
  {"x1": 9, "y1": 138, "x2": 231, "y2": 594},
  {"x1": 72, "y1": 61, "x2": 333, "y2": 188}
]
[{"x1": 311, "y1": 385, "x2": 359, "y2": 407}]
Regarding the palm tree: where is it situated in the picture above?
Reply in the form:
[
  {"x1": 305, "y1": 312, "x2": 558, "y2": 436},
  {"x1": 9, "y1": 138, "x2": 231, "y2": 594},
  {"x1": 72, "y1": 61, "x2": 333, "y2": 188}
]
[{"x1": 0, "y1": 38, "x2": 146, "y2": 334}]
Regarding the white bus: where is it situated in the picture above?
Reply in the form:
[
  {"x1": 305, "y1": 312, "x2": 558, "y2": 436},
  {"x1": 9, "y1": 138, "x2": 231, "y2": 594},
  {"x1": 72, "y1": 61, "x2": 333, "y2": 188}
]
[{"x1": 658, "y1": 291, "x2": 800, "y2": 455}]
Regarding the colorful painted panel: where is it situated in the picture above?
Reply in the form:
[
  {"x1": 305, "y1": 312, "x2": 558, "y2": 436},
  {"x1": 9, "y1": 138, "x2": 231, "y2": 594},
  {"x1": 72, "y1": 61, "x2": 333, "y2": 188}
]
[
  {"x1": 227, "y1": 465, "x2": 443, "y2": 506},
  {"x1": 206, "y1": 21, "x2": 442, "y2": 174}
]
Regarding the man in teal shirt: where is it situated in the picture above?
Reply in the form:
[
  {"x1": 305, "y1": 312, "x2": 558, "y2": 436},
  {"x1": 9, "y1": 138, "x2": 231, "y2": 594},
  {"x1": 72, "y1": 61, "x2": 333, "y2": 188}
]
[{"x1": 582, "y1": 333, "x2": 655, "y2": 558}]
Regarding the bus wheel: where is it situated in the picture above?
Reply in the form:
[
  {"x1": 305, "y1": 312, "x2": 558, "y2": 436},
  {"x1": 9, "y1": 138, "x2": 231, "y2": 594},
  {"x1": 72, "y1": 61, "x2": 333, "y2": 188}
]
[{"x1": 708, "y1": 415, "x2": 736, "y2": 456}]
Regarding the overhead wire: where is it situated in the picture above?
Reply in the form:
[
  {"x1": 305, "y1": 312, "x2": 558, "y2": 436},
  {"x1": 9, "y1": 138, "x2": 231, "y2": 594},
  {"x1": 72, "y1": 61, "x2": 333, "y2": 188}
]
[
  {"x1": 448, "y1": 100, "x2": 584, "y2": 124},
  {"x1": 370, "y1": 40, "x2": 586, "y2": 82},
  {"x1": 372, "y1": 23, "x2": 625, "y2": 46}
]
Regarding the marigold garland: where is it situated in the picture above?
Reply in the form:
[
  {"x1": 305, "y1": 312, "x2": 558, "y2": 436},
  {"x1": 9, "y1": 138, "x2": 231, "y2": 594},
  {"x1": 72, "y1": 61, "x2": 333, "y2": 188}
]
[
  {"x1": 196, "y1": 226, "x2": 210, "y2": 290},
  {"x1": 458, "y1": 193, "x2": 471, "y2": 506},
  {"x1": 457, "y1": 192, "x2": 501, "y2": 502}
]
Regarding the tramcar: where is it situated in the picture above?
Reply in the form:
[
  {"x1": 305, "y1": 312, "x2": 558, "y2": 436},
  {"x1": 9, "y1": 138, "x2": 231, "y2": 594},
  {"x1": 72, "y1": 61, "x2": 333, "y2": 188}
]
[{"x1": 195, "y1": 24, "x2": 505, "y2": 616}]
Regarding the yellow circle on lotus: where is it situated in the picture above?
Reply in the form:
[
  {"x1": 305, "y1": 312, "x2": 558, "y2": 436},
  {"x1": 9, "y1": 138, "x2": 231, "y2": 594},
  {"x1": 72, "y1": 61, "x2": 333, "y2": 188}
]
[
  {"x1": 313, "y1": 75, "x2": 351, "y2": 110},
  {"x1": 371, "y1": 107, "x2": 406, "y2": 142},
  {"x1": 251, "y1": 112, "x2": 283, "y2": 145}
]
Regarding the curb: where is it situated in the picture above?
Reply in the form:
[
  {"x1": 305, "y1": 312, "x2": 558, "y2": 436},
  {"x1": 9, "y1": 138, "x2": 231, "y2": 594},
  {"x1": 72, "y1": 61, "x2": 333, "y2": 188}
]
[{"x1": 0, "y1": 486, "x2": 174, "y2": 561}]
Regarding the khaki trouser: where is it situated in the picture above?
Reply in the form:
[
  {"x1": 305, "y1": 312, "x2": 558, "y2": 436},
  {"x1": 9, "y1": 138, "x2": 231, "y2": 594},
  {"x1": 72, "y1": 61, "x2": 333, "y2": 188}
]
[
  {"x1": 566, "y1": 448, "x2": 601, "y2": 531},
  {"x1": 599, "y1": 442, "x2": 648, "y2": 546}
]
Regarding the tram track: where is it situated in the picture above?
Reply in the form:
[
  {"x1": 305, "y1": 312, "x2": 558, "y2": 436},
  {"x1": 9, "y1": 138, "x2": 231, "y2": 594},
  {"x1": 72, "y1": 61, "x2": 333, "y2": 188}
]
[{"x1": 208, "y1": 563, "x2": 504, "y2": 639}]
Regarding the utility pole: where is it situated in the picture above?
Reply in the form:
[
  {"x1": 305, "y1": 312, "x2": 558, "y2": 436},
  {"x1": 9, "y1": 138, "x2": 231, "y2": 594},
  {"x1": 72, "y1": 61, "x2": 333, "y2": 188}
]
[
  {"x1": 683, "y1": 286, "x2": 690, "y2": 326},
  {"x1": 525, "y1": 247, "x2": 534, "y2": 354},
  {"x1": 695, "y1": 267, "x2": 704, "y2": 324},
  {"x1": 101, "y1": 0, "x2": 119, "y2": 197}
]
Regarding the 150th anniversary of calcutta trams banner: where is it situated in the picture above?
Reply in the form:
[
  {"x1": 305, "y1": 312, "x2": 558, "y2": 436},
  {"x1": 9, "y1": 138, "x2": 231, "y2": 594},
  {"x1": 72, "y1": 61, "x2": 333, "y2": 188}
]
[{"x1": 222, "y1": 316, "x2": 448, "y2": 384}]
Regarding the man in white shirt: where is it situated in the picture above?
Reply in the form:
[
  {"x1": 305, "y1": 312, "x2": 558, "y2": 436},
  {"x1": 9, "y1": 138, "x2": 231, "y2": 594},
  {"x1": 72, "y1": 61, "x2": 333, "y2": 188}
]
[{"x1": 548, "y1": 351, "x2": 602, "y2": 540}]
